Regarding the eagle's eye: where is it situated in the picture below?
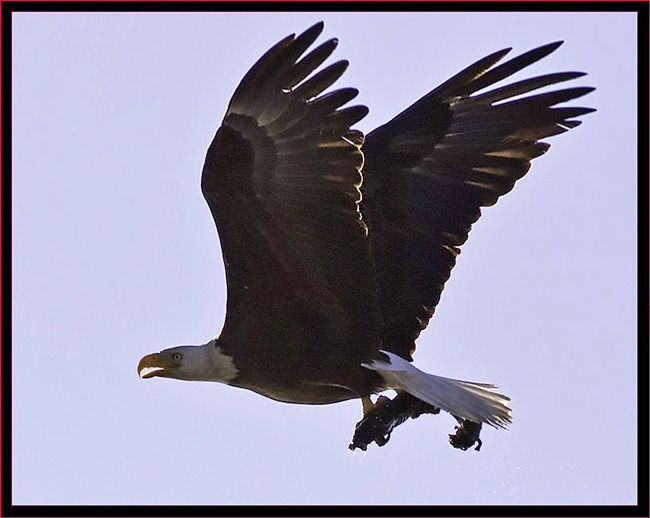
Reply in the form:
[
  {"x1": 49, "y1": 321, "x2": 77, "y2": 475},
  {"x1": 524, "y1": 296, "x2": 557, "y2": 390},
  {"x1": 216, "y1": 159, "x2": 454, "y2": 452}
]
[{"x1": 172, "y1": 353, "x2": 183, "y2": 362}]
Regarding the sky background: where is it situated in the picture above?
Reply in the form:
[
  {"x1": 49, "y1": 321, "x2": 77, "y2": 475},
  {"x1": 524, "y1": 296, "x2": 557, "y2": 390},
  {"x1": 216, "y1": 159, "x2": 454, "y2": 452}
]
[{"x1": 12, "y1": 11, "x2": 637, "y2": 506}]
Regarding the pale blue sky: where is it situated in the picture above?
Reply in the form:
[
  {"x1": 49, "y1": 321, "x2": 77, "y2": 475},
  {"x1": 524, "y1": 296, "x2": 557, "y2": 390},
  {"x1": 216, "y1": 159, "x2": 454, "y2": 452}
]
[{"x1": 12, "y1": 11, "x2": 637, "y2": 505}]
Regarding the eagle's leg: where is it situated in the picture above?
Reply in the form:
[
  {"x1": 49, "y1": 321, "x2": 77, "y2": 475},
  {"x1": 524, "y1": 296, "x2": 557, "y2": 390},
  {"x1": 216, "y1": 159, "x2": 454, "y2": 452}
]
[
  {"x1": 361, "y1": 395, "x2": 375, "y2": 416},
  {"x1": 348, "y1": 392, "x2": 440, "y2": 451},
  {"x1": 359, "y1": 395, "x2": 390, "y2": 447}
]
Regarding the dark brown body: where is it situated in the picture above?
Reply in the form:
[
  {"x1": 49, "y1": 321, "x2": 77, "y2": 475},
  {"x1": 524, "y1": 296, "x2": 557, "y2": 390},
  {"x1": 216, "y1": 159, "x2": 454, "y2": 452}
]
[{"x1": 218, "y1": 299, "x2": 385, "y2": 404}]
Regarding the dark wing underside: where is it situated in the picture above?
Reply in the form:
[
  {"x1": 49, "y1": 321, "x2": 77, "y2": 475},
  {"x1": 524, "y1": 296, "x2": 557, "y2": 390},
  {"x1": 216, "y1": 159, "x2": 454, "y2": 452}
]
[
  {"x1": 361, "y1": 42, "x2": 594, "y2": 360},
  {"x1": 202, "y1": 23, "x2": 381, "y2": 362}
]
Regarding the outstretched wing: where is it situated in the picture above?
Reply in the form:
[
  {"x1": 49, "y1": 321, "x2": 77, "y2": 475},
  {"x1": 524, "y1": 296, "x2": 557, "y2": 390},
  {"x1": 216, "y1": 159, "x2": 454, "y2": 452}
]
[
  {"x1": 201, "y1": 22, "x2": 380, "y2": 356},
  {"x1": 360, "y1": 42, "x2": 595, "y2": 360}
]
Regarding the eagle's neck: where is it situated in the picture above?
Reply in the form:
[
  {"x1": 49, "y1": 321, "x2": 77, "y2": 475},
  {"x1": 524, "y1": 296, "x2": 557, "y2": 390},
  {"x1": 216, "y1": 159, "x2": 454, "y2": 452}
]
[{"x1": 189, "y1": 339, "x2": 238, "y2": 382}]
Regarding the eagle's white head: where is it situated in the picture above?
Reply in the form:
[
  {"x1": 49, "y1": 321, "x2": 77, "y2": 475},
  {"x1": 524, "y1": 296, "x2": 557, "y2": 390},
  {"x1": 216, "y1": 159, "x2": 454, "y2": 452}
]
[{"x1": 137, "y1": 339, "x2": 238, "y2": 383}]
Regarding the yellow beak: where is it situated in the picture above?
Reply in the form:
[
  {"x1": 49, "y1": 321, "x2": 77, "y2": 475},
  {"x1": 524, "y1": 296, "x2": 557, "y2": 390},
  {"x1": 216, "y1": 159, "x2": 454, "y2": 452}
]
[{"x1": 137, "y1": 353, "x2": 164, "y2": 378}]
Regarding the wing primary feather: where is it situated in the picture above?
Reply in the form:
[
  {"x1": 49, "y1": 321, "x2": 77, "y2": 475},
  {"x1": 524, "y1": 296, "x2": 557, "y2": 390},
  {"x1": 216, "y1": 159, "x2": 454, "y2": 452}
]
[
  {"x1": 309, "y1": 87, "x2": 359, "y2": 111},
  {"x1": 466, "y1": 41, "x2": 565, "y2": 95},
  {"x1": 280, "y1": 21, "x2": 325, "y2": 66},
  {"x1": 498, "y1": 86, "x2": 596, "y2": 109},
  {"x1": 326, "y1": 105, "x2": 370, "y2": 128},
  {"x1": 472, "y1": 72, "x2": 587, "y2": 104},
  {"x1": 227, "y1": 33, "x2": 296, "y2": 113},
  {"x1": 294, "y1": 60, "x2": 350, "y2": 100},
  {"x1": 282, "y1": 38, "x2": 340, "y2": 90},
  {"x1": 428, "y1": 47, "x2": 513, "y2": 100}
]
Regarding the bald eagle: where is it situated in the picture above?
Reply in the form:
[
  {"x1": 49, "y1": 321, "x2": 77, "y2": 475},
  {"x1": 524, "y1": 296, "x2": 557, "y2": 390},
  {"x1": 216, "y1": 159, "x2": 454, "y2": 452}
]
[{"x1": 138, "y1": 22, "x2": 594, "y2": 451}]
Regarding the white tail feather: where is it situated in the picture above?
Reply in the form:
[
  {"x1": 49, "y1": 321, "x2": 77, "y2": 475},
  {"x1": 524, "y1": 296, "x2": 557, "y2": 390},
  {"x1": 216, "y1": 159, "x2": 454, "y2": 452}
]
[{"x1": 362, "y1": 351, "x2": 512, "y2": 429}]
